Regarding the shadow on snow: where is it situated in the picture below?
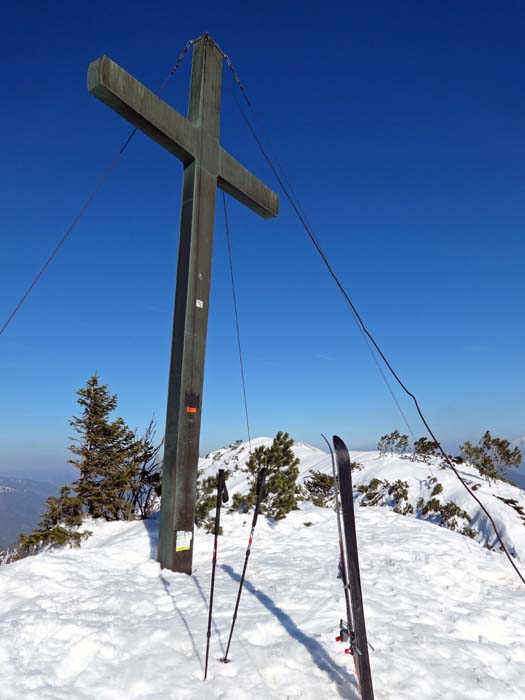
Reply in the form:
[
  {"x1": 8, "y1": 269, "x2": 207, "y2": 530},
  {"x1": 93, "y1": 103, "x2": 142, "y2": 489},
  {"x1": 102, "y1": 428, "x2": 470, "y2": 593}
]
[
  {"x1": 142, "y1": 513, "x2": 159, "y2": 560},
  {"x1": 221, "y1": 563, "x2": 359, "y2": 699}
]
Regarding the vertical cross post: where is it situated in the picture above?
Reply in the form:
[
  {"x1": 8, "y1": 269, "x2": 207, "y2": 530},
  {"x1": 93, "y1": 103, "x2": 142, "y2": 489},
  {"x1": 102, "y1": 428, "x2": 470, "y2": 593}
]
[{"x1": 157, "y1": 37, "x2": 223, "y2": 573}]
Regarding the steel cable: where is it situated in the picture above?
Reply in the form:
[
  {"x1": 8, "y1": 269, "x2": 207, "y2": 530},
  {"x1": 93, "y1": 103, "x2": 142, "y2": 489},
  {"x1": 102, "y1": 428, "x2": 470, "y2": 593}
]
[
  {"x1": 0, "y1": 39, "x2": 194, "y2": 339},
  {"x1": 223, "y1": 62, "x2": 525, "y2": 586},
  {"x1": 222, "y1": 191, "x2": 252, "y2": 454}
]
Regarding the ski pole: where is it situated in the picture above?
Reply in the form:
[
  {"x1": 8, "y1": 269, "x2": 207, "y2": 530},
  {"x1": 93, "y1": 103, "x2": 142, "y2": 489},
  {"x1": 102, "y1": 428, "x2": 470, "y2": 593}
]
[
  {"x1": 220, "y1": 466, "x2": 267, "y2": 664},
  {"x1": 204, "y1": 469, "x2": 229, "y2": 680}
]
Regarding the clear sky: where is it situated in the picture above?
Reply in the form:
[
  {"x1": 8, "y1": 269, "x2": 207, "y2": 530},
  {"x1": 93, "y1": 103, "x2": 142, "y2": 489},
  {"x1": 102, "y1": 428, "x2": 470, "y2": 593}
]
[{"x1": 1, "y1": 1, "x2": 524, "y2": 481}]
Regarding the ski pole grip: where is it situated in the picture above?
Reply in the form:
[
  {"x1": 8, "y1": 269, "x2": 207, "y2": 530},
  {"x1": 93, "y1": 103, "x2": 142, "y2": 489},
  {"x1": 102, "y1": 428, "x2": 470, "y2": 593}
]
[
  {"x1": 257, "y1": 467, "x2": 267, "y2": 501},
  {"x1": 252, "y1": 467, "x2": 267, "y2": 526},
  {"x1": 217, "y1": 469, "x2": 229, "y2": 503},
  {"x1": 213, "y1": 469, "x2": 227, "y2": 537}
]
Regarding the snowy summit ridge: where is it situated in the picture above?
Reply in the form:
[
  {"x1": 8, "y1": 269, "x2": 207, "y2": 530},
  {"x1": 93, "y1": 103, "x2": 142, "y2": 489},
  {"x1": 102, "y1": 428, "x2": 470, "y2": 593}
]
[
  {"x1": 201, "y1": 438, "x2": 525, "y2": 561},
  {"x1": 0, "y1": 437, "x2": 524, "y2": 699}
]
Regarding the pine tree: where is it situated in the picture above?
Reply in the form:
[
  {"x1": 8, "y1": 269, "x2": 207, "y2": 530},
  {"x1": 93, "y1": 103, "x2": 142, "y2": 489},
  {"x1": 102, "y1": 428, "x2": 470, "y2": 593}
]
[
  {"x1": 244, "y1": 431, "x2": 302, "y2": 520},
  {"x1": 378, "y1": 429, "x2": 409, "y2": 456},
  {"x1": 397, "y1": 433, "x2": 409, "y2": 455},
  {"x1": 69, "y1": 373, "x2": 143, "y2": 521},
  {"x1": 18, "y1": 486, "x2": 91, "y2": 555},
  {"x1": 413, "y1": 437, "x2": 439, "y2": 462},
  {"x1": 460, "y1": 431, "x2": 522, "y2": 482},
  {"x1": 14, "y1": 374, "x2": 156, "y2": 561},
  {"x1": 304, "y1": 470, "x2": 334, "y2": 507},
  {"x1": 377, "y1": 433, "x2": 391, "y2": 457}
]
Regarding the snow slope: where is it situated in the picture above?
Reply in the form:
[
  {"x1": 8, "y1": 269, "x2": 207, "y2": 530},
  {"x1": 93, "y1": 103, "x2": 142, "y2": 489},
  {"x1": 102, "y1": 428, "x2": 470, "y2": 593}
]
[
  {"x1": 200, "y1": 439, "x2": 525, "y2": 561},
  {"x1": 1, "y1": 452, "x2": 524, "y2": 698}
]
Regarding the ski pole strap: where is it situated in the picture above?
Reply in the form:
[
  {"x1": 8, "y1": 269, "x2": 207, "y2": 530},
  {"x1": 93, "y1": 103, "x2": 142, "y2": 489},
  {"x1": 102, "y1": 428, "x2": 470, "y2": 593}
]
[
  {"x1": 256, "y1": 467, "x2": 267, "y2": 498},
  {"x1": 217, "y1": 469, "x2": 229, "y2": 504},
  {"x1": 213, "y1": 470, "x2": 229, "y2": 537},
  {"x1": 252, "y1": 467, "x2": 267, "y2": 527}
]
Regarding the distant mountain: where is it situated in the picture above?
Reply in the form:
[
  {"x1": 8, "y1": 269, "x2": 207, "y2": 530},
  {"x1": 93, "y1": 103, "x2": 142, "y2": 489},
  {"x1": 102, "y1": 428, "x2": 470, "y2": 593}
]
[
  {"x1": 0, "y1": 477, "x2": 59, "y2": 550},
  {"x1": 511, "y1": 471, "x2": 525, "y2": 490}
]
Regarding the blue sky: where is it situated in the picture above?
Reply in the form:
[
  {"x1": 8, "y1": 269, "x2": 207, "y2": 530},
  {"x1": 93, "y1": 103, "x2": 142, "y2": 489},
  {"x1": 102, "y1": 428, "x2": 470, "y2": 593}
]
[{"x1": 1, "y1": 1, "x2": 524, "y2": 480}]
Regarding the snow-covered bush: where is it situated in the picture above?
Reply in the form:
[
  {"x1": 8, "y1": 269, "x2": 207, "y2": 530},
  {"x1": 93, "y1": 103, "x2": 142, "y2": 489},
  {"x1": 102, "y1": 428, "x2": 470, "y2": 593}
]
[{"x1": 358, "y1": 478, "x2": 414, "y2": 515}]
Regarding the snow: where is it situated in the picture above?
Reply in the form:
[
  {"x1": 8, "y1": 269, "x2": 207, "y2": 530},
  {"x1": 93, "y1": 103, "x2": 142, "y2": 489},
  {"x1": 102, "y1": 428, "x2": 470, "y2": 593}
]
[
  {"x1": 200, "y1": 439, "x2": 525, "y2": 561},
  {"x1": 0, "y1": 440, "x2": 524, "y2": 699}
]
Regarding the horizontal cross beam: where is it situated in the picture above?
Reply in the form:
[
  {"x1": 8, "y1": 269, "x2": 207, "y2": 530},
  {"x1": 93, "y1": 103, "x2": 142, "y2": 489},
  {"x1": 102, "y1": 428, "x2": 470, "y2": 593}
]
[{"x1": 88, "y1": 55, "x2": 278, "y2": 219}]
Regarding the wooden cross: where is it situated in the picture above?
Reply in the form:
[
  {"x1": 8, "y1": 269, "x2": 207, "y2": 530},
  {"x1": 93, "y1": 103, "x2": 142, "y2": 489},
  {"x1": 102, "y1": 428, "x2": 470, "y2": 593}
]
[{"x1": 88, "y1": 33, "x2": 279, "y2": 574}]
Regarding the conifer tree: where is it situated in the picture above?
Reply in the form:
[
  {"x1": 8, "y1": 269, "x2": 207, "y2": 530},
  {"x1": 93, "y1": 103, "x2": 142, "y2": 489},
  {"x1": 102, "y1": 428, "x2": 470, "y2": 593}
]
[
  {"x1": 244, "y1": 431, "x2": 302, "y2": 520},
  {"x1": 14, "y1": 374, "x2": 157, "y2": 560},
  {"x1": 378, "y1": 429, "x2": 409, "y2": 456},
  {"x1": 377, "y1": 433, "x2": 391, "y2": 457},
  {"x1": 18, "y1": 486, "x2": 91, "y2": 555},
  {"x1": 397, "y1": 433, "x2": 409, "y2": 455},
  {"x1": 460, "y1": 431, "x2": 522, "y2": 482},
  {"x1": 304, "y1": 470, "x2": 334, "y2": 507},
  {"x1": 69, "y1": 373, "x2": 143, "y2": 521},
  {"x1": 413, "y1": 437, "x2": 440, "y2": 462}
]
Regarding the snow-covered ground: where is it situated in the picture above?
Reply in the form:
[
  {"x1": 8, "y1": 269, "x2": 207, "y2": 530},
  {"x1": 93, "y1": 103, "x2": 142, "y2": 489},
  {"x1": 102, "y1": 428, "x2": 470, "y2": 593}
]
[
  {"x1": 1, "y1": 439, "x2": 524, "y2": 699},
  {"x1": 200, "y1": 439, "x2": 525, "y2": 560}
]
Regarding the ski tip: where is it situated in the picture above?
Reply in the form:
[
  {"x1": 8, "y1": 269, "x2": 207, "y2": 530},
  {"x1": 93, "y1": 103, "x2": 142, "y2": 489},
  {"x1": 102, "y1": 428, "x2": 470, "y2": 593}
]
[
  {"x1": 321, "y1": 433, "x2": 334, "y2": 455},
  {"x1": 332, "y1": 435, "x2": 348, "y2": 452}
]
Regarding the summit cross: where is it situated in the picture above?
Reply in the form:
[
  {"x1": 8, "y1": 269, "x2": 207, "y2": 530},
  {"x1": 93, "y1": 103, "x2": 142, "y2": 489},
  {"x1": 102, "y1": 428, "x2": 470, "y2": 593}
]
[{"x1": 88, "y1": 33, "x2": 279, "y2": 574}]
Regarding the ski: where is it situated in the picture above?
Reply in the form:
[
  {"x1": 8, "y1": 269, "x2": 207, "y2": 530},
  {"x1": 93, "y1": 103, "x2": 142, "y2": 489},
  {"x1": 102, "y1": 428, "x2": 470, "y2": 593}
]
[
  {"x1": 333, "y1": 435, "x2": 375, "y2": 700},
  {"x1": 321, "y1": 435, "x2": 358, "y2": 670},
  {"x1": 220, "y1": 466, "x2": 267, "y2": 664},
  {"x1": 204, "y1": 469, "x2": 229, "y2": 680}
]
